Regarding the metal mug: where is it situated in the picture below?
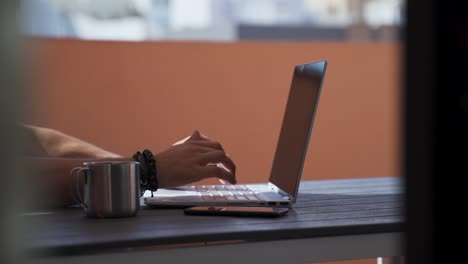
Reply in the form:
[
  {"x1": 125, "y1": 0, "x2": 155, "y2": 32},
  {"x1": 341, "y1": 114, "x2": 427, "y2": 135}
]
[{"x1": 71, "y1": 161, "x2": 140, "y2": 218}]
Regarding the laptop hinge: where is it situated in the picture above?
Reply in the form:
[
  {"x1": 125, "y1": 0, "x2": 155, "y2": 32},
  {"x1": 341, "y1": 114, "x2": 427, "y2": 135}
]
[{"x1": 268, "y1": 182, "x2": 293, "y2": 201}]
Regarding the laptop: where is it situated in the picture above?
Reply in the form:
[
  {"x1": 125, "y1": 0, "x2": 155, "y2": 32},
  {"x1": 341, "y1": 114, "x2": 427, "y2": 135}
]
[{"x1": 144, "y1": 60, "x2": 327, "y2": 208}]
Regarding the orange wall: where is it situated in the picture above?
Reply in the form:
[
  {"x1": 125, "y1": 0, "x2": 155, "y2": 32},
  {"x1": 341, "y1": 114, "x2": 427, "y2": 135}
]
[{"x1": 24, "y1": 38, "x2": 401, "y2": 185}]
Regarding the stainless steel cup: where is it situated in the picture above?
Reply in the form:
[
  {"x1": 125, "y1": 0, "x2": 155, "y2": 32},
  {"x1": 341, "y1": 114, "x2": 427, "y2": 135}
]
[{"x1": 71, "y1": 161, "x2": 140, "y2": 218}]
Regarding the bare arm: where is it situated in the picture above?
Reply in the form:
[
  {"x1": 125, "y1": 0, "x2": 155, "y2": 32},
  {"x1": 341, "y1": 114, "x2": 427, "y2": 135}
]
[
  {"x1": 27, "y1": 157, "x2": 128, "y2": 209},
  {"x1": 22, "y1": 124, "x2": 125, "y2": 208},
  {"x1": 22, "y1": 124, "x2": 122, "y2": 158},
  {"x1": 22, "y1": 125, "x2": 236, "y2": 209}
]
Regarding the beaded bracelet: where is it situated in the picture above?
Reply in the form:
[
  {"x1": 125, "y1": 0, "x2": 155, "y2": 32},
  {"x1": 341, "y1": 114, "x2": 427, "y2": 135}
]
[{"x1": 133, "y1": 149, "x2": 159, "y2": 197}]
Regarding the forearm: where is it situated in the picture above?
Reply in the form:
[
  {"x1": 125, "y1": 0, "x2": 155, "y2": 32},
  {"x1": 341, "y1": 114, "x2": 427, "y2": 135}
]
[
  {"x1": 20, "y1": 124, "x2": 127, "y2": 208},
  {"x1": 26, "y1": 156, "x2": 132, "y2": 208},
  {"x1": 23, "y1": 124, "x2": 121, "y2": 158}
]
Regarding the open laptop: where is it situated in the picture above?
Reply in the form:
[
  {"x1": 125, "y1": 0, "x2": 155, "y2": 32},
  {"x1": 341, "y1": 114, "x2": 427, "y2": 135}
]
[{"x1": 144, "y1": 60, "x2": 327, "y2": 208}]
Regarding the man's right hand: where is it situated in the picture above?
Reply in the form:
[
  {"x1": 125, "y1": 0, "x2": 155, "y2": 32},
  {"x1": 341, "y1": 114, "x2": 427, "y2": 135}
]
[{"x1": 155, "y1": 130, "x2": 236, "y2": 188}]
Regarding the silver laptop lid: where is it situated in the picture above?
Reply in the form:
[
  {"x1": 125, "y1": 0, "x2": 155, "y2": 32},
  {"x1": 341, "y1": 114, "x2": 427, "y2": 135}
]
[{"x1": 268, "y1": 60, "x2": 327, "y2": 203}]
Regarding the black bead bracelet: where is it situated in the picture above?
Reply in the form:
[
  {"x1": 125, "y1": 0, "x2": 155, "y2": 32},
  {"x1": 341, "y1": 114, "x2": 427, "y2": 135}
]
[{"x1": 133, "y1": 149, "x2": 159, "y2": 197}]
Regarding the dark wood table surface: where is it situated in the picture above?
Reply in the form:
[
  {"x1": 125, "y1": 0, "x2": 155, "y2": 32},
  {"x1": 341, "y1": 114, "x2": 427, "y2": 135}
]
[{"x1": 24, "y1": 177, "x2": 403, "y2": 257}]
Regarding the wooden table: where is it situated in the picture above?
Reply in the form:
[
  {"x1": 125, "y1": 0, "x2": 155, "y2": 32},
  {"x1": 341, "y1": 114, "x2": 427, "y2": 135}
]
[{"x1": 25, "y1": 177, "x2": 403, "y2": 264}]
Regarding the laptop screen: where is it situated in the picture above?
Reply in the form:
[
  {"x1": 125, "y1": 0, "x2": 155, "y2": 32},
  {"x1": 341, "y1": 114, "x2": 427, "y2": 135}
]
[{"x1": 269, "y1": 60, "x2": 327, "y2": 201}]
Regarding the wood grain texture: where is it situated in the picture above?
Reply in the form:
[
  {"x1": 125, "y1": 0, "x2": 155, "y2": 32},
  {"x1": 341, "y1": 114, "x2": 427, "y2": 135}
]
[{"x1": 25, "y1": 177, "x2": 403, "y2": 257}]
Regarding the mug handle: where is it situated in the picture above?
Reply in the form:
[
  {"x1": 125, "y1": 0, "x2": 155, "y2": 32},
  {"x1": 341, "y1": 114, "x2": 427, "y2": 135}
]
[{"x1": 70, "y1": 167, "x2": 88, "y2": 208}]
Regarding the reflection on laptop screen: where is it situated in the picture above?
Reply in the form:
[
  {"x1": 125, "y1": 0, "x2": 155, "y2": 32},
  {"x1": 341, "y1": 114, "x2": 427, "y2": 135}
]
[{"x1": 269, "y1": 61, "x2": 327, "y2": 199}]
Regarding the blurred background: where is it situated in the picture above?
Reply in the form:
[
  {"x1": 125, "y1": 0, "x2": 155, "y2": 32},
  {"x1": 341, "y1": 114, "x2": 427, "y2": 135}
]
[{"x1": 21, "y1": 0, "x2": 403, "y2": 42}]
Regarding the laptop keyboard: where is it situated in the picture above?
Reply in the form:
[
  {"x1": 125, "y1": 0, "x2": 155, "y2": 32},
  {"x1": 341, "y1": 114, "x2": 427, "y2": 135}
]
[{"x1": 195, "y1": 185, "x2": 262, "y2": 201}]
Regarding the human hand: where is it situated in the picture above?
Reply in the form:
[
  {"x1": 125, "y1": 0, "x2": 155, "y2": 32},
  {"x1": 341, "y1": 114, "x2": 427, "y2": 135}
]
[{"x1": 155, "y1": 130, "x2": 236, "y2": 188}]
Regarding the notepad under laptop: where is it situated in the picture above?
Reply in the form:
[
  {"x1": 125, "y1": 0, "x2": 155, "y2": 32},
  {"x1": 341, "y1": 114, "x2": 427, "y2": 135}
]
[{"x1": 144, "y1": 60, "x2": 328, "y2": 208}]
